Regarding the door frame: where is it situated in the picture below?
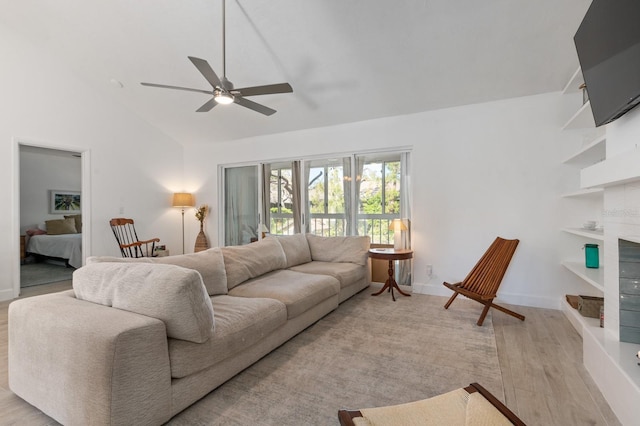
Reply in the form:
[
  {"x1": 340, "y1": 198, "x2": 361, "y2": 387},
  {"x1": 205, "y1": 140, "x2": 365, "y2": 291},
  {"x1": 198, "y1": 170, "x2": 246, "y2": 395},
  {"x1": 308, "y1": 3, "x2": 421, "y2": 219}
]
[{"x1": 12, "y1": 137, "x2": 91, "y2": 298}]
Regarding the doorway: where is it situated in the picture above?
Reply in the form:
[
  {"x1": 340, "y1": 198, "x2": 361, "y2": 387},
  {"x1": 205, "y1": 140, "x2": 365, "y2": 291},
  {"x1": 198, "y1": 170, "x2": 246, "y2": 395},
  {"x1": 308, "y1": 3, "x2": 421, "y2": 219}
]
[{"x1": 13, "y1": 141, "x2": 91, "y2": 298}]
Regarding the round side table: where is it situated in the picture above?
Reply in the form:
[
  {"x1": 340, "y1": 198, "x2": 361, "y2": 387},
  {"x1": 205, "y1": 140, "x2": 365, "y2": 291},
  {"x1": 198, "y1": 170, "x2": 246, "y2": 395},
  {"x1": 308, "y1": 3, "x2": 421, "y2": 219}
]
[{"x1": 368, "y1": 248, "x2": 413, "y2": 301}]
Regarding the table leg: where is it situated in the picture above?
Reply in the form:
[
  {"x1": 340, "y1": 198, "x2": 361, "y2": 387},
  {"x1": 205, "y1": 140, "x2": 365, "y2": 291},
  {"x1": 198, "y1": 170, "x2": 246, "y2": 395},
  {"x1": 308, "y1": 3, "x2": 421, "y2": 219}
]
[{"x1": 371, "y1": 259, "x2": 411, "y2": 301}]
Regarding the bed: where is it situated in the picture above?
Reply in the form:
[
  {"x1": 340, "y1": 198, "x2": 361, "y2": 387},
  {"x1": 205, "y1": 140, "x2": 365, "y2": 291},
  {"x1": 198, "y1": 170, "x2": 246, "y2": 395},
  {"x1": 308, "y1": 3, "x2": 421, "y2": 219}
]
[{"x1": 26, "y1": 233, "x2": 82, "y2": 269}]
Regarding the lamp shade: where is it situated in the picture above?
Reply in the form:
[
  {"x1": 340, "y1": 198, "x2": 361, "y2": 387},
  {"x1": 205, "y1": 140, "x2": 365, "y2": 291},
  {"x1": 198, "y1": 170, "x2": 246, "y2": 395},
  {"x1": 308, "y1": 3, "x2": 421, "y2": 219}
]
[
  {"x1": 172, "y1": 193, "x2": 195, "y2": 208},
  {"x1": 389, "y1": 218, "x2": 408, "y2": 232}
]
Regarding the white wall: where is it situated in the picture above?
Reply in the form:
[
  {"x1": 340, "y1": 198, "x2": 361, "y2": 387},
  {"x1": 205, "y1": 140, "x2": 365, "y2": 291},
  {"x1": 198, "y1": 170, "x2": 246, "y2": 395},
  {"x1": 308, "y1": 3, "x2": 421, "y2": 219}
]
[
  {"x1": 0, "y1": 23, "x2": 186, "y2": 300},
  {"x1": 185, "y1": 92, "x2": 588, "y2": 309},
  {"x1": 20, "y1": 149, "x2": 81, "y2": 231}
]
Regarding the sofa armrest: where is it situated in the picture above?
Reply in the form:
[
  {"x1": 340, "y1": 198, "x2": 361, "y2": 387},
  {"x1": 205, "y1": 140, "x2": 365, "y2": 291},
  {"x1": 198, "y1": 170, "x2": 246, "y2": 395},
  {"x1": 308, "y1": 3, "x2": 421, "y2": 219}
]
[{"x1": 9, "y1": 290, "x2": 172, "y2": 426}]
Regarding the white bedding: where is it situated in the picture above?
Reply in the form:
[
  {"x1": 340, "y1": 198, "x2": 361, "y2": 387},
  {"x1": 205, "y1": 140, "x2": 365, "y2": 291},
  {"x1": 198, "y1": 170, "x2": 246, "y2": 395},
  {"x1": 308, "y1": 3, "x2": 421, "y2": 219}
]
[{"x1": 26, "y1": 233, "x2": 82, "y2": 269}]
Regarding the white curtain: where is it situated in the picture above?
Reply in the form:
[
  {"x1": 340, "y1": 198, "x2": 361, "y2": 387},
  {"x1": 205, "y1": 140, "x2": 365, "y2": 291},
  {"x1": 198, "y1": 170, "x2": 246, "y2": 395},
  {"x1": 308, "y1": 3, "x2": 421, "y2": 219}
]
[
  {"x1": 260, "y1": 163, "x2": 271, "y2": 236},
  {"x1": 398, "y1": 152, "x2": 412, "y2": 285},
  {"x1": 290, "y1": 161, "x2": 302, "y2": 233},
  {"x1": 224, "y1": 166, "x2": 258, "y2": 246}
]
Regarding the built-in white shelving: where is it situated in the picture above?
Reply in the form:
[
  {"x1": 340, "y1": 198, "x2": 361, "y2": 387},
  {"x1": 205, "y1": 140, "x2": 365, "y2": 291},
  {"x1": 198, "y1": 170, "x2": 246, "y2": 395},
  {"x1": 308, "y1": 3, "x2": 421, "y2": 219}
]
[
  {"x1": 581, "y1": 147, "x2": 640, "y2": 188},
  {"x1": 561, "y1": 260, "x2": 604, "y2": 292},
  {"x1": 562, "y1": 227, "x2": 604, "y2": 241},
  {"x1": 561, "y1": 297, "x2": 601, "y2": 338},
  {"x1": 562, "y1": 67, "x2": 585, "y2": 95},
  {"x1": 562, "y1": 101, "x2": 596, "y2": 130},
  {"x1": 562, "y1": 133, "x2": 606, "y2": 166},
  {"x1": 560, "y1": 188, "x2": 603, "y2": 199}
]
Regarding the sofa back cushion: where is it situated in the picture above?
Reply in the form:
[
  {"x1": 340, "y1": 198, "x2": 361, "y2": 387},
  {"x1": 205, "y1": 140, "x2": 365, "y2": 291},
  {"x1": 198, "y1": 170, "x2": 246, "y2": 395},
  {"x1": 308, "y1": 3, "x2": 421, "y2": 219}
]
[
  {"x1": 276, "y1": 234, "x2": 312, "y2": 268},
  {"x1": 221, "y1": 237, "x2": 287, "y2": 289},
  {"x1": 305, "y1": 234, "x2": 371, "y2": 266},
  {"x1": 87, "y1": 247, "x2": 227, "y2": 296},
  {"x1": 73, "y1": 262, "x2": 215, "y2": 343}
]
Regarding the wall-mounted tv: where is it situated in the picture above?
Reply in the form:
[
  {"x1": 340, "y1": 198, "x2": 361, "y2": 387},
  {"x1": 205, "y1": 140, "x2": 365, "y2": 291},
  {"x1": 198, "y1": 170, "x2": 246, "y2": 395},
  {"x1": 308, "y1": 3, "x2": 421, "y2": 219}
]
[{"x1": 574, "y1": 0, "x2": 640, "y2": 127}]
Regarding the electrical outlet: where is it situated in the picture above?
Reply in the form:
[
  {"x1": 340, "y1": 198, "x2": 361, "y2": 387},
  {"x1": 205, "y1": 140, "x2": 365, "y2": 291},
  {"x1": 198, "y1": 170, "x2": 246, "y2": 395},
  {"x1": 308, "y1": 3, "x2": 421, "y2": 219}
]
[{"x1": 426, "y1": 264, "x2": 433, "y2": 280}]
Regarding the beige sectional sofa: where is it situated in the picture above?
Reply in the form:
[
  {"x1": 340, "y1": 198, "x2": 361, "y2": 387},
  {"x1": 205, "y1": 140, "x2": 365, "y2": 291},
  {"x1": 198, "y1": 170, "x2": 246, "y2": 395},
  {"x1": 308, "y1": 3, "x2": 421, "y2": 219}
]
[{"x1": 9, "y1": 234, "x2": 370, "y2": 425}]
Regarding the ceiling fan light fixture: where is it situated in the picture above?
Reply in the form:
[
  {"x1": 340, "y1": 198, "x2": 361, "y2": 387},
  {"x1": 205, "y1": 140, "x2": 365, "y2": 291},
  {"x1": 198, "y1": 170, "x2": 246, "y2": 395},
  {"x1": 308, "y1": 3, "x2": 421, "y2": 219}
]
[{"x1": 214, "y1": 91, "x2": 234, "y2": 105}]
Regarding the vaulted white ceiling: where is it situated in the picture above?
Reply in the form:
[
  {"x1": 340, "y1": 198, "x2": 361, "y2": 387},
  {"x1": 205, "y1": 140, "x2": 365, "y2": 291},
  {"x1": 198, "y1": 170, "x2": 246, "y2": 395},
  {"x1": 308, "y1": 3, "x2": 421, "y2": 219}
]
[{"x1": 1, "y1": 0, "x2": 591, "y2": 144}]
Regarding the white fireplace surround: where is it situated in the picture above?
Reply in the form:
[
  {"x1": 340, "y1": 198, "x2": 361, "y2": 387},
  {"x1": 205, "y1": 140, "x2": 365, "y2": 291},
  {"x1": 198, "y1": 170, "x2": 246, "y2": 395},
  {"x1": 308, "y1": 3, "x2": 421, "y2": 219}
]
[{"x1": 577, "y1": 108, "x2": 640, "y2": 426}]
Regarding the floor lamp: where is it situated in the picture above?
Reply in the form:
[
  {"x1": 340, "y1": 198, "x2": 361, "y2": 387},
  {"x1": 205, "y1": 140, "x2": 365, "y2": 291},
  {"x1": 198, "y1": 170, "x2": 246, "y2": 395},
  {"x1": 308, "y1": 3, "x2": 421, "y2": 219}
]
[{"x1": 172, "y1": 192, "x2": 195, "y2": 254}]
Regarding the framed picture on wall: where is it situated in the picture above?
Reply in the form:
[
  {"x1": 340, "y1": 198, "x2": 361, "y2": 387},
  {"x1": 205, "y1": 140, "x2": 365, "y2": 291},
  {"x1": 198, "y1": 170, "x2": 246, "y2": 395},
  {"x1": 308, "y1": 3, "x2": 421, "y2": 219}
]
[{"x1": 49, "y1": 190, "x2": 81, "y2": 214}]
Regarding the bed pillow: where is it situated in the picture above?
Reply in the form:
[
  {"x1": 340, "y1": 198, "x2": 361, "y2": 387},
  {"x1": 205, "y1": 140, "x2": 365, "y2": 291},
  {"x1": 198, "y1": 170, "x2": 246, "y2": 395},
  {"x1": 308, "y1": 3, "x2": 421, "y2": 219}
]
[
  {"x1": 25, "y1": 228, "x2": 47, "y2": 236},
  {"x1": 64, "y1": 214, "x2": 82, "y2": 233},
  {"x1": 73, "y1": 262, "x2": 215, "y2": 343},
  {"x1": 45, "y1": 217, "x2": 77, "y2": 235}
]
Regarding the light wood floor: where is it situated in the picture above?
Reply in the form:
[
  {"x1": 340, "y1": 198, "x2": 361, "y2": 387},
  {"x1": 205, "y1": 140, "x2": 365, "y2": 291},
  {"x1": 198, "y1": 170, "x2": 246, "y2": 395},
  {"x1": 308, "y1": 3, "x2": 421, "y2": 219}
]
[{"x1": 0, "y1": 283, "x2": 622, "y2": 425}]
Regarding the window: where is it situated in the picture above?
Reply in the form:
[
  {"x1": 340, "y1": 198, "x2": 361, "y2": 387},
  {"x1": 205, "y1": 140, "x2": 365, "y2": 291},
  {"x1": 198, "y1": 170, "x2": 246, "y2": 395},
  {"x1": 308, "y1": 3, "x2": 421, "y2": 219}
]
[
  {"x1": 221, "y1": 150, "x2": 411, "y2": 249},
  {"x1": 269, "y1": 163, "x2": 295, "y2": 235},
  {"x1": 305, "y1": 158, "x2": 348, "y2": 236},
  {"x1": 357, "y1": 154, "x2": 402, "y2": 245}
]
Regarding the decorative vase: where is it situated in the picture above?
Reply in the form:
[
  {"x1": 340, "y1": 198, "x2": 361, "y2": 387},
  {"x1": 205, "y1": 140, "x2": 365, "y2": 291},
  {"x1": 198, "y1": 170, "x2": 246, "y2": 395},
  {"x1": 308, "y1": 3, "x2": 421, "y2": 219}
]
[{"x1": 194, "y1": 223, "x2": 209, "y2": 252}]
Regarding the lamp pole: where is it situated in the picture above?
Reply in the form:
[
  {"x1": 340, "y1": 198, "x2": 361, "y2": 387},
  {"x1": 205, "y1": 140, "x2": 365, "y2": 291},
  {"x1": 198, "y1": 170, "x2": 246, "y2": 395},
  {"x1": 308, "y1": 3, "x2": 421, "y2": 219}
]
[
  {"x1": 181, "y1": 207, "x2": 186, "y2": 254},
  {"x1": 172, "y1": 192, "x2": 195, "y2": 255}
]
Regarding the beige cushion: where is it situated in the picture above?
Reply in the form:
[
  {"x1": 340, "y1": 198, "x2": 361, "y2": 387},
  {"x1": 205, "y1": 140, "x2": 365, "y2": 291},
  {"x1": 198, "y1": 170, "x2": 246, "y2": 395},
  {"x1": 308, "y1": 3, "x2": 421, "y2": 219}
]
[
  {"x1": 276, "y1": 234, "x2": 312, "y2": 268},
  {"x1": 228, "y1": 269, "x2": 340, "y2": 319},
  {"x1": 288, "y1": 261, "x2": 367, "y2": 289},
  {"x1": 45, "y1": 217, "x2": 77, "y2": 235},
  {"x1": 64, "y1": 214, "x2": 82, "y2": 233},
  {"x1": 306, "y1": 234, "x2": 370, "y2": 266},
  {"x1": 87, "y1": 247, "x2": 228, "y2": 296},
  {"x1": 73, "y1": 263, "x2": 215, "y2": 343},
  {"x1": 168, "y1": 295, "x2": 287, "y2": 378},
  {"x1": 221, "y1": 237, "x2": 287, "y2": 289},
  {"x1": 355, "y1": 387, "x2": 513, "y2": 426}
]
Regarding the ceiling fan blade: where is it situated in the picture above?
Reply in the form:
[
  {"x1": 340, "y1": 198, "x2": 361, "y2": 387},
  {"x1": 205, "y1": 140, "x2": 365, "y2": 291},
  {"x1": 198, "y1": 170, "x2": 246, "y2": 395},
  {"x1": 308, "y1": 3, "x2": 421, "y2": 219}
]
[
  {"x1": 196, "y1": 97, "x2": 218, "y2": 112},
  {"x1": 140, "y1": 82, "x2": 213, "y2": 95},
  {"x1": 234, "y1": 96, "x2": 277, "y2": 116},
  {"x1": 188, "y1": 56, "x2": 222, "y2": 88},
  {"x1": 232, "y1": 83, "x2": 293, "y2": 97}
]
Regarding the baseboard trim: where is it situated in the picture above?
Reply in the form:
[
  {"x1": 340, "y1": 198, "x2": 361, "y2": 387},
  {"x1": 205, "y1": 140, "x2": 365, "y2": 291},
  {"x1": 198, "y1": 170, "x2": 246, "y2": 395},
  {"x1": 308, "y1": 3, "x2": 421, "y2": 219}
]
[
  {"x1": 412, "y1": 282, "x2": 561, "y2": 310},
  {"x1": 0, "y1": 287, "x2": 16, "y2": 302}
]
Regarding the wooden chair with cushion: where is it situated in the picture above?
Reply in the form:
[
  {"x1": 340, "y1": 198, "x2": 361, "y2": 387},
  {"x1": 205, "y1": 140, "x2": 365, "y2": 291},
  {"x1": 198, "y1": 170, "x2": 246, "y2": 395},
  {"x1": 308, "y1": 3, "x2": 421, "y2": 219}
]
[
  {"x1": 443, "y1": 237, "x2": 524, "y2": 326},
  {"x1": 338, "y1": 382, "x2": 526, "y2": 426},
  {"x1": 109, "y1": 217, "x2": 160, "y2": 258}
]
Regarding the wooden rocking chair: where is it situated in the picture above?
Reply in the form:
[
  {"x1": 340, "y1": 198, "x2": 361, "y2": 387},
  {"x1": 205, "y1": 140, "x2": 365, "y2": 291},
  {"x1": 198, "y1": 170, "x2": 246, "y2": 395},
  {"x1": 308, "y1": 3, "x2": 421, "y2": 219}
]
[
  {"x1": 443, "y1": 237, "x2": 524, "y2": 326},
  {"x1": 109, "y1": 218, "x2": 160, "y2": 258}
]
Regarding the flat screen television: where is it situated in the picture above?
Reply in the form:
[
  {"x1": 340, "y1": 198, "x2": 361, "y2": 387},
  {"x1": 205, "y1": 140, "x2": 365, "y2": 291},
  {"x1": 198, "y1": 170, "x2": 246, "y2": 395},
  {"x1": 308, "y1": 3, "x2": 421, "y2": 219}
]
[{"x1": 574, "y1": 0, "x2": 640, "y2": 127}]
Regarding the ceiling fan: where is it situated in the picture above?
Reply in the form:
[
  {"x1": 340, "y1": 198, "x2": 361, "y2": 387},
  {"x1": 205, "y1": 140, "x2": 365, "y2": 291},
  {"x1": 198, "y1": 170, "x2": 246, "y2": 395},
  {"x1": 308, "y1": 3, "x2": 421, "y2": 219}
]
[{"x1": 141, "y1": 0, "x2": 293, "y2": 116}]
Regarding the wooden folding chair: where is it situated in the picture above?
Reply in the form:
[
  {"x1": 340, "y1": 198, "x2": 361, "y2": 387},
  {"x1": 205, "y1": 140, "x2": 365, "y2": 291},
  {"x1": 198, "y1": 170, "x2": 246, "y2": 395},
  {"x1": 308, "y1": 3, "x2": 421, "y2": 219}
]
[
  {"x1": 109, "y1": 218, "x2": 160, "y2": 258},
  {"x1": 443, "y1": 237, "x2": 524, "y2": 326}
]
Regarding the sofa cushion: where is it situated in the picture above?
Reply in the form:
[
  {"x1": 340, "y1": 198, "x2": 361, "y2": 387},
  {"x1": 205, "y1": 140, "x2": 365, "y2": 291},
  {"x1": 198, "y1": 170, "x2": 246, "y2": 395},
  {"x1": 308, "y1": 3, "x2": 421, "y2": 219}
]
[
  {"x1": 221, "y1": 237, "x2": 287, "y2": 290},
  {"x1": 87, "y1": 247, "x2": 228, "y2": 296},
  {"x1": 73, "y1": 263, "x2": 215, "y2": 344},
  {"x1": 168, "y1": 295, "x2": 287, "y2": 378},
  {"x1": 228, "y1": 269, "x2": 340, "y2": 319},
  {"x1": 288, "y1": 261, "x2": 367, "y2": 289},
  {"x1": 276, "y1": 234, "x2": 312, "y2": 268},
  {"x1": 306, "y1": 234, "x2": 370, "y2": 266}
]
